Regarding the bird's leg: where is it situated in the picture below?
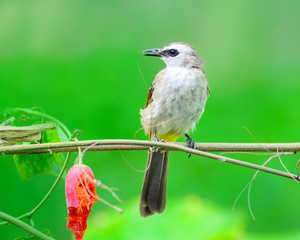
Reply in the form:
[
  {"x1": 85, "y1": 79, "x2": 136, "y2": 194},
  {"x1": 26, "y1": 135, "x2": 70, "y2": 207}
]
[
  {"x1": 185, "y1": 134, "x2": 195, "y2": 149},
  {"x1": 152, "y1": 132, "x2": 163, "y2": 152},
  {"x1": 185, "y1": 134, "x2": 196, "y2": 158},
  {"x1": 153, "y1": 132, "x2": 160, "y2": 143}
]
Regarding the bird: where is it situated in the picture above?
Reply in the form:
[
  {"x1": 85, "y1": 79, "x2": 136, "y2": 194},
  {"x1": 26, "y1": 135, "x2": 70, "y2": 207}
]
[{"x1": 139, "y1": 42, "x2": 210, "y2": 217}]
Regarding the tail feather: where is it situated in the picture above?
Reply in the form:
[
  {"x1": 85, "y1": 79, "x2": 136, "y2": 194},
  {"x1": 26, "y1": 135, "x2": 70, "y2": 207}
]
[{"x1": 140, "y1": 149, "x2": 169, "y2": 217}]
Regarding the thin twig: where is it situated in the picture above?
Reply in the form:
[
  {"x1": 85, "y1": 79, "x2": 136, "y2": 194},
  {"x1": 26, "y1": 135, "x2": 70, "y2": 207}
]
[
  {"x1": 119, "y1": 151, "x2": 149, "y2": 173},
  {"x1": 95, "y1": 180, "x2": 123, "y2": 203},
  {"x1": 0, "y1": 152, "x2": 72, "y2": 226},
  {"x1": 1, "y1": 140, "x2": 300, "y2": 155},
  {"x1": 0, "y1": 117, "x2": 15, "y2": 126},
  {"x1": 0, "y1": 128, "x2": 79, "y2": 226},
  {"x1": 233, "y1": 151, "x2": 297, "y2": 220},
  {"x1": 296, "y1": 159, "x2": 300, "y2": 178},
  {"x1": 278, "y1": 154, "x2": 299, "y2": 182},
  {"x1": 0, "y1": 140, "x2": 299, "y2": 181},
  {"x1": 13, "y1": 108, "x2": 72, "y2": 139},
  {"x1": 0, "y1": 211, "x2": 54, "y2": 240}
]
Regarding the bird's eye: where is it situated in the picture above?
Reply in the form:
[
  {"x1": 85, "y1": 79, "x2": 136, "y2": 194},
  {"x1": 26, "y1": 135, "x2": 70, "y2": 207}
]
[{"x1": 168, "y1": 49, "x2": 179, "y2": 57}]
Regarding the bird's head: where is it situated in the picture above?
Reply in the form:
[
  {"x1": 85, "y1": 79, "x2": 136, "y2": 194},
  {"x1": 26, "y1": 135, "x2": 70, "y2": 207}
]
[{"x1": 143, "y1": 42, "x2": 203, "y2": 69}]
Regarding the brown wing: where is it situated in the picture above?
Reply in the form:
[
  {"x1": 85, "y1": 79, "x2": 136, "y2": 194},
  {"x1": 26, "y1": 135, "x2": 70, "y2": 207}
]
[
  {"x1": 207, "y1": 85, "x2": 211, "y2": 96},
  {"x1": 144, "y1": 70, "x2": 166, "y2": 108},
  {"x1": 145, "y1": 84, "x2": 154, "y2": 108}
]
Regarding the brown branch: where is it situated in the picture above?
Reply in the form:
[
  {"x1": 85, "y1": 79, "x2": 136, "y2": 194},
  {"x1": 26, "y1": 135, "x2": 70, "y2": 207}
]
[
  {"x1": 0, "y1": 140, "x2": 300, "y2": 155},
  {"x1": 0, "y1": 139, "x2": 299, "y2": 182}
]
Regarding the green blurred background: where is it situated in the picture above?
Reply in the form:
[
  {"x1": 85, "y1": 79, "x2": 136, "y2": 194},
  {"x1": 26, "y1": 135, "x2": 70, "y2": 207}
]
[{"x1": 1, "y1": 0, "x2": 300, "y2": 239}]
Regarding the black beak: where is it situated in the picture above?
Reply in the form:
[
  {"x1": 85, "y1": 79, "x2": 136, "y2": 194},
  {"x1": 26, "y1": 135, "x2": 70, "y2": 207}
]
[{"x1": 143, "y1": 48, "x2": 161, "y2": 57}]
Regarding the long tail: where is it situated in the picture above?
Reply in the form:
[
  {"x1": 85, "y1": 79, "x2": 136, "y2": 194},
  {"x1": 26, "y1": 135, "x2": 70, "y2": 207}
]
[{"x1": 140, "y1": 149, "x2": 169, "y2": 217}]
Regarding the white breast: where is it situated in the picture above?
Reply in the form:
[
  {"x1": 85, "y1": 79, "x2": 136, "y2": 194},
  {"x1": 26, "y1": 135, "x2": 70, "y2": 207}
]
[{"x1": 140, "y1": 67, "x2": 208, "y2": 138}]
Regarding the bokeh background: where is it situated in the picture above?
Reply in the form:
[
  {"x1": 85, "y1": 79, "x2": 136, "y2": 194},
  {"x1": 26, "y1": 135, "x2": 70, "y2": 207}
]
[{"x1": 1, "y1": 0, "x2": 300, "y2": 239}]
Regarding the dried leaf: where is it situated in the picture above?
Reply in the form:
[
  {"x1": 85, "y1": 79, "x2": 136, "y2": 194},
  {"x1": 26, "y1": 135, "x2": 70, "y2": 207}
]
[{"x1": 0, "y1": 123, "x2": 56, "y2": 145}]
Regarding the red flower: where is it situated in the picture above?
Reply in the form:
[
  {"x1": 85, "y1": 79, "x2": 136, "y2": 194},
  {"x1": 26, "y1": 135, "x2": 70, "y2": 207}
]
[{"x1": 65, "y1": 165, "x2": 98, "y2": 240}]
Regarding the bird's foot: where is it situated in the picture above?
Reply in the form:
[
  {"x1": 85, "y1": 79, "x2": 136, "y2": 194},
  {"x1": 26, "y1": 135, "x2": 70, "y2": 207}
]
[
  {"x1": 185, "y1": 134, "x2": 196, "y2": 158},
  {"x1": 153, "y1": 134, "x2": 160, "y2": 143},
  {"x1": 152, "y1": 133, "x2": 164, "y2": 152}
]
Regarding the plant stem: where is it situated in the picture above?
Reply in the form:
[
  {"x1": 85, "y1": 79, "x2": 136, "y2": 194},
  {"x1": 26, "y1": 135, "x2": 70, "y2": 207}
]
[
  {"x1": 14, "y1": 108, "x2": 72, "y2": 139},
  {"x1": 1, "y1": 140, "x2": 299, "y2": 154},
  {"x1": 0, "y1": 117, "x2": 15, "y2": 126},
  {"x1": 0, "y1": 152, "x2": 71, "y2": 226},
  {"x1": 30, "y1": 152, "x2": 71, "y2": 214},
  {"x1": 0, "y1": 211, "x2": 54, "y2": 240},
  {"x1": 0, "y1": 140, "x2": 299, "y2": 181}
]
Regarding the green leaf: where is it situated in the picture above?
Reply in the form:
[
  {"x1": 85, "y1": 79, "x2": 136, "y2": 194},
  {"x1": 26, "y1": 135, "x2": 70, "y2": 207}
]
[
  {"x1": 56, "y1": 125, "x2": 69, "y2": 143},
  {"x1": 15, "y1": 229, "x2": 52, "y2": 240},
  {"x1": 14, "y1": 128, "x2": 66, "y2": 181},
  {"x1": 1, "y1": 108, "x2": 43, "y2": 127},
  {"x1": 1, "y1": 108, "x2": 71, "y2": 180},
  {"x1": 2, "y1": 107, "x2": 72, "y2": 139}
]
